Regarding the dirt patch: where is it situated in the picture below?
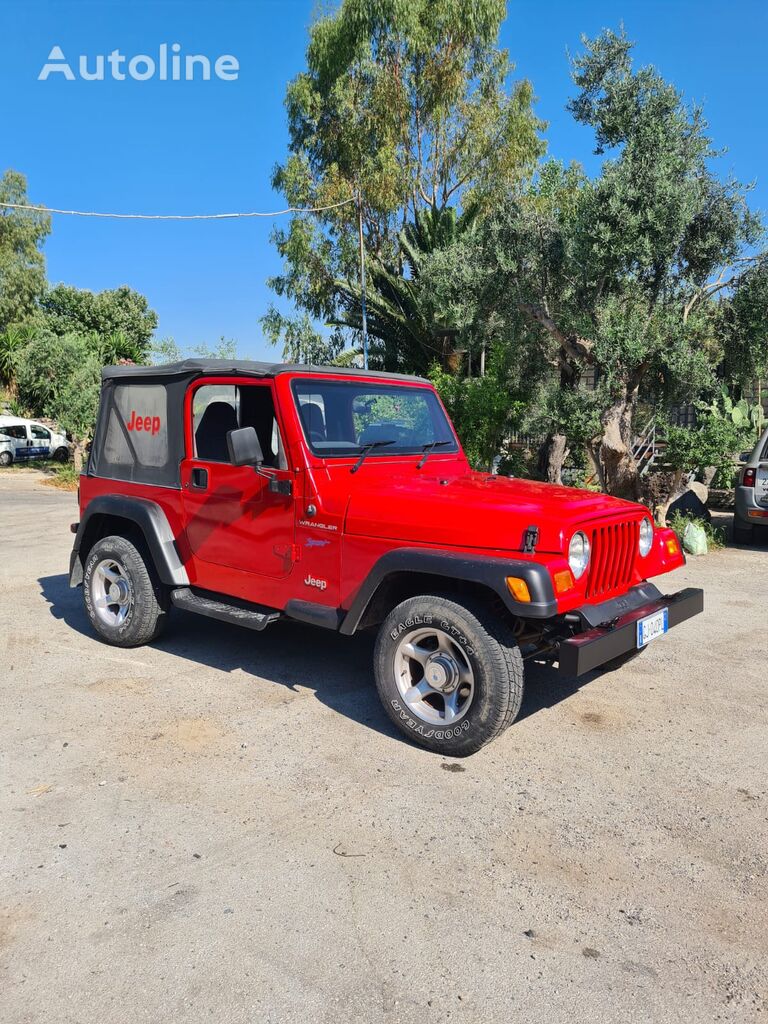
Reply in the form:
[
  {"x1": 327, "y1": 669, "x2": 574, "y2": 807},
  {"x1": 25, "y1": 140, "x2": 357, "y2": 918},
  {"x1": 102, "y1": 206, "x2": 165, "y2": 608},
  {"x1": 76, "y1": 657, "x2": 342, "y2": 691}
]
[
  {"x1": 87, "y1": 677, "x2": 153, "y2": 696},
  {"x1": 171, "y1": 717, "x2": 225, "y2": 752}
]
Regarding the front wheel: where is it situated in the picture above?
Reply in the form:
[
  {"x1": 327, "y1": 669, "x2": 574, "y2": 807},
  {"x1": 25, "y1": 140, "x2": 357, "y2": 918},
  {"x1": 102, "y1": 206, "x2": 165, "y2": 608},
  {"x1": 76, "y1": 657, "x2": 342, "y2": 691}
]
[
  {"x1": 83, "y1": 535, "x2": 167, "y2": 647},
  {"x1": 53, "y1": 446, "x2": 70, "y2": 463},
  {"x1": 374, "y1": 595, "x2": 524, "y2": 756}
]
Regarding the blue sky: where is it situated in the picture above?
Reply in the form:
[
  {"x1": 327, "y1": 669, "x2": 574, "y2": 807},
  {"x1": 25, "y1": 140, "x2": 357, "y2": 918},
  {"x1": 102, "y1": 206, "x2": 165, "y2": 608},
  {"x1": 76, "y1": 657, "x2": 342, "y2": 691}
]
[{"x1": 3, "y1": 0, "x2": 767, "y2": 360}]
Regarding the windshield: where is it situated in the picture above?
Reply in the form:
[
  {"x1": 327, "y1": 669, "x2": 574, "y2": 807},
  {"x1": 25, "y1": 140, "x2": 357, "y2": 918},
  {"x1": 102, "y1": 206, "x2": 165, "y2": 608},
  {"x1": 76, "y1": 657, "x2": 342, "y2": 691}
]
[{"x1": 292, "y1": 379, "x2": 458, "y2": 457}]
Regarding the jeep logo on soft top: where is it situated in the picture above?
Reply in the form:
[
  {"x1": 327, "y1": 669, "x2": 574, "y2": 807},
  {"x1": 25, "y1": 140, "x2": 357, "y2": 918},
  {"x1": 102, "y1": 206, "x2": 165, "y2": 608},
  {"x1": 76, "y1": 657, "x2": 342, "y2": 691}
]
[{"x1": 126, "y1": 410, "x2": 161, "y2": 435}]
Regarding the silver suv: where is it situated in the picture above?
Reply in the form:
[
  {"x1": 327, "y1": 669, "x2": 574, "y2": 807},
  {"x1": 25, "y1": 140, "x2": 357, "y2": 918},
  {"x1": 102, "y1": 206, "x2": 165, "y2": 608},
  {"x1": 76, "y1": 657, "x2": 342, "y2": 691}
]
[{"x1": 734, "y1": 425, "x2": 768, "y2": 543}]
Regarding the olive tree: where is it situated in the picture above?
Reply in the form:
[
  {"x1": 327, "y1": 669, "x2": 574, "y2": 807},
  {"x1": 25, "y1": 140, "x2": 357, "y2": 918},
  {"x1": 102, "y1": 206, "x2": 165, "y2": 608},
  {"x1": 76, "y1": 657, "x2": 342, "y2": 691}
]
[{"x1": 421, "y1": 30, "x2": 766, "y2": 494}]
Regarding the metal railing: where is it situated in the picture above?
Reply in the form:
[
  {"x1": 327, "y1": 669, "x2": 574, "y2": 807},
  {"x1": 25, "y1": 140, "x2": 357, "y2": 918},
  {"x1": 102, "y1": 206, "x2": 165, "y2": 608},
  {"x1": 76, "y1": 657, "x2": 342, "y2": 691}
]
[{"x1": 631, "y1": 416, "x2": 660, "y2": 477}]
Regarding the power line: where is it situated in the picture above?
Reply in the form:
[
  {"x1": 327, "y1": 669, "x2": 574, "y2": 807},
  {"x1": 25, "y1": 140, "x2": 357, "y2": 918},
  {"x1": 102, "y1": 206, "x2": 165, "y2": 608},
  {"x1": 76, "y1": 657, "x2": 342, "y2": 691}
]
[{"x1": 0, "y1": 197, "x2": 356, "y2": 220}]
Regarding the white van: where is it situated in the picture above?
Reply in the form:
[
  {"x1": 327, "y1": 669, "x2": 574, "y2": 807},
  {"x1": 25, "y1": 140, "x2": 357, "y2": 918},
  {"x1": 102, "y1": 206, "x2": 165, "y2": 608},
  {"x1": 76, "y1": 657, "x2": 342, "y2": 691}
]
[{"x1": 0, "y1": 416, "x2": 71, "y2": 466}]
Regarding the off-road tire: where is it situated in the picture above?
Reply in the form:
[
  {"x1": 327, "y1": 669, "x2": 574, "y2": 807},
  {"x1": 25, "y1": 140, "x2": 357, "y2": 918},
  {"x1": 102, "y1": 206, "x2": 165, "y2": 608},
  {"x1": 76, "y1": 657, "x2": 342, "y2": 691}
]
[
  {"x1": 83, "y1": 535, "x2": 167, "y2": 647},
  {"x1": 733, "y1": 518, "x2": 754, "y2": 545},
  {"x1": 0, "y1": 451, "x2": 12, "y2": 467},
  {"x1": 374, "y1": 594, "x2": 524, "y2": 756}
]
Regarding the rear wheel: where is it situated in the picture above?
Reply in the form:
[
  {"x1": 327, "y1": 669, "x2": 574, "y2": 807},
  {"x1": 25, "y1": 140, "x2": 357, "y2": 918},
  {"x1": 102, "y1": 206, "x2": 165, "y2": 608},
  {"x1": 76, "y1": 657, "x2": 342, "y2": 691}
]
[
  {"x1": 0, "y1": 451, "x2": 12, "y2": 467},
  {"x1": 733, "y1": 518, "x2": 754, "y2": 544},
  {"x1": 83, "y1": 535, "x2": 167, "y2": 647},
  {"x1": 374, "y1": 594, "x2": 524, "y2": 756}
]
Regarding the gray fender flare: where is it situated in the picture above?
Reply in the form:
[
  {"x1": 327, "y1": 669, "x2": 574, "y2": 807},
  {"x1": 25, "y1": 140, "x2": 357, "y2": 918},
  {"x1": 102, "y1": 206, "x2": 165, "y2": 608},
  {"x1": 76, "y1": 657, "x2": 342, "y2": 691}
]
[
  {"x1": 339, "y1": 547, "x2": 557, "y2": 634},
  {"x1": 69, "y1": 494, "x2": 189, "y2": 588}
]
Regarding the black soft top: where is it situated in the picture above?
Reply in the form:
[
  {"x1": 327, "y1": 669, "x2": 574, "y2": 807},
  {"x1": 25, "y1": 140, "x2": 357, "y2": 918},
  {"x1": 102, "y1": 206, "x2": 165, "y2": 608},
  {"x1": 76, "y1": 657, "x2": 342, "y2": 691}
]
[{"x1": 101, "y1": 359, "x2": 428, "y2": 384}]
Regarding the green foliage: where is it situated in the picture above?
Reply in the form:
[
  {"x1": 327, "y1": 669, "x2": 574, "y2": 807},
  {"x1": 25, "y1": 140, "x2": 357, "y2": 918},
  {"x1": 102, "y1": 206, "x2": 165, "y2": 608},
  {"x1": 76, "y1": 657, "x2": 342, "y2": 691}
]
[
  {"x1": 39, "y1": 283, "x2": 157, "y2": 361},
  {"x1": 668, "y1": 511, "x2": 725, "y2": 551},
  {"x1": 52, "y1": 356, "x2": 103, "y2": 446},
  {"x1": 334, "y1": 204, "x2": 480, "y2": 373},
  {"x1": 267, "y1": 0, "x2": 544, "y2": 352},
  {"x1": 664, "y1": 413, "x2": 750, "y2": 480},
  {"x1": 15, "y1": 332, "x2": 101, "y2": 440},
  {"x1": 721, "y1": 262, "x2": 768, "y2": 384},
  {"x1": 260, "y1": 308, "x2": 346, "y2": 365},
  {"x1": 44, "y1": 462, "x2": 80, "y2": 490},
  {"x1": 418, "y1": 29, "x2": 765, "y2": 495},
  {"x1": 149, "y1": 336, "x2": 240, "y2": 364},
  {"x1": 0, "y1": 324, "x2": 35, "y2": 391},
  {"x1": 496, "y1": 446, "x2": 536, "y2": 479},
  {"x1": 430, "y1": 352, "x2": 525, "y2": 469},
  {"x1": 697, "y1": 383, "x2": 766, "y2": 433},
  {"x1": 0, "y1": 170, "x2": 51, "y2": 333}
]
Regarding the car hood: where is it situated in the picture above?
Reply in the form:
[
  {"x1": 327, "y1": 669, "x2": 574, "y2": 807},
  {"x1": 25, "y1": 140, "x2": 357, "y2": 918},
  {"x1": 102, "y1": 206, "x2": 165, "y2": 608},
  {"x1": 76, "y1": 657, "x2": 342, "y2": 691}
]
[{"x1": 344, "y1": 468, "x2": 643, "y2": 553}]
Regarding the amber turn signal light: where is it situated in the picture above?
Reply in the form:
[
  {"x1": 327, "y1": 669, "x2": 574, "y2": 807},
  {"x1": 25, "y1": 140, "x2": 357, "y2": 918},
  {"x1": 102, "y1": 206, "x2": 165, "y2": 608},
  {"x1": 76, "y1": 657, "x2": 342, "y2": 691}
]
[
  {"x1": 665, "y1": 537, "x2": 680, "y2": 555},
  {"x1": 553, "y1": 569, "x2": 574, "y2": 594},
  {"x1": 505, "y1": 576, "x2": 531, "y2": 602}
]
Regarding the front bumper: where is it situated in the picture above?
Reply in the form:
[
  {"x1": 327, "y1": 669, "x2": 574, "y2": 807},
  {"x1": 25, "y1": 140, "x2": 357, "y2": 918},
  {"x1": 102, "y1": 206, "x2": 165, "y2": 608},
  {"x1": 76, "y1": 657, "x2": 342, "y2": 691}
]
[{"x1": 557, "y1": 586, "x2": 703, "y2": 677}]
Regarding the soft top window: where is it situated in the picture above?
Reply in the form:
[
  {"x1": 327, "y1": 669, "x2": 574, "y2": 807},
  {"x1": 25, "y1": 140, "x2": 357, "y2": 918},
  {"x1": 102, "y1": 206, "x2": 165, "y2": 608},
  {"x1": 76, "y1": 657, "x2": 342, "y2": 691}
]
[
  {"x1": 292, "y1": 379, "x2": 457, "y2": 457},
  {"x1": 93, "y1": 383, "x2": 176, "y2": 486}
]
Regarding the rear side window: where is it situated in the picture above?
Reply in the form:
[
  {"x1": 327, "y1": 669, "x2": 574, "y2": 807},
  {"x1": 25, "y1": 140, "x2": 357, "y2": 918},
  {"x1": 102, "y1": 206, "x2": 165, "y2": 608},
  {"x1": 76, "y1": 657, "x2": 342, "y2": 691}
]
[{"x1": 99, "y1": 384, "x2": 170, "y2": 482}]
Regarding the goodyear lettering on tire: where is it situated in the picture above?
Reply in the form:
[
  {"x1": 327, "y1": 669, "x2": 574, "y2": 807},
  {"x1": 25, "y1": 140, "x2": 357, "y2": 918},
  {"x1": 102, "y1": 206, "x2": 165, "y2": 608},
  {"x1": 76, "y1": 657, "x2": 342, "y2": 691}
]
[{"x1": 390, "y1": 699, "x2": 470, "y2": 740}]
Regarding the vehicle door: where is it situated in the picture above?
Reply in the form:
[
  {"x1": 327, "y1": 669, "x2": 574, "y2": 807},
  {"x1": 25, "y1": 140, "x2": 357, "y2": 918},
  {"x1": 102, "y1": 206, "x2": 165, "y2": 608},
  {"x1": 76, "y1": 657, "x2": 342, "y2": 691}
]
[
  {"x1": 1, "y1": 423, "x2": 30, "y2": 461},
  {"x1": 29, "y1": 424, "x2": 53, "y2": 459},
  {"x1": 180, "y1": 379, "x2": 297, "y2": 581}
]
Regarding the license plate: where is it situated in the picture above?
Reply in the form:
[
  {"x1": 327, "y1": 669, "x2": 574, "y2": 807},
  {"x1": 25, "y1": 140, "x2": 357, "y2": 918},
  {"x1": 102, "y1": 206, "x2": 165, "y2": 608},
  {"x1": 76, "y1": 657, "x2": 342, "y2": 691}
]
[
  {"x1": 636, "y1": 608, "x2": 668, "y2": 648},
  {"x1": 757, "y1": 467, "x2": 768, "y2": 506}
]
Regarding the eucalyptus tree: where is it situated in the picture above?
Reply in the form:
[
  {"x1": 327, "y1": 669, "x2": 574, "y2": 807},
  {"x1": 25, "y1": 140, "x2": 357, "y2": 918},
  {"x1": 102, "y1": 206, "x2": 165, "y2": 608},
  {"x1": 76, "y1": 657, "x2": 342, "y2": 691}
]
[
  {"x1": 0, "y1": 170, "x2": 51, "y2": 334},
  {"x1": 263, "y1": 0, "x2": 544, "y2": 360}
]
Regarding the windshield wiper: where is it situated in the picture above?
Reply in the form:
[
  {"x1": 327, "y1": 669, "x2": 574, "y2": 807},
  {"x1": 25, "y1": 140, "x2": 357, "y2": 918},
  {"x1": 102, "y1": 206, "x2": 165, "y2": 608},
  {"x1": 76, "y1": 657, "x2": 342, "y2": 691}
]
[
  {"x1": 416, "y1": 440, "x2": 453, "y2": 469},
  {"x1": 350, "y1": 439, "x2": 396, "y2": 474}
]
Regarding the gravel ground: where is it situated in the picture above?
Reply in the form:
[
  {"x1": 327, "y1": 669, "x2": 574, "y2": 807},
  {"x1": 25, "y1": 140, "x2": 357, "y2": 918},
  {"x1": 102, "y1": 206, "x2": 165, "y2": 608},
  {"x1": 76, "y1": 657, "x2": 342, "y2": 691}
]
[{"x1": 1, "y1": 471, "x2": 766, "y2": 1024}]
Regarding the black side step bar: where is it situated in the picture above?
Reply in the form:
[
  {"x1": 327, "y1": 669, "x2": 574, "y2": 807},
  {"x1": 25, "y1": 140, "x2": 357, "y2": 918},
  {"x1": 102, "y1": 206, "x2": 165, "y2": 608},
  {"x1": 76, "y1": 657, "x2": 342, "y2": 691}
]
[{"x1": 170, "y1": 587, "x2": 281, "y2": 632}]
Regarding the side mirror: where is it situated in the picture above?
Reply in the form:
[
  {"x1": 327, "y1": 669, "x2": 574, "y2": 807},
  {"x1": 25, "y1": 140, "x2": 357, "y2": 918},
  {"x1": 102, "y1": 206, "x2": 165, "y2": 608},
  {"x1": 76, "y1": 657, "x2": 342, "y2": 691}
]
[
  {"x1": 739, "y1": 452, "x2": 752, "y2": 464},
  {"x1": 227, "y1": 426, "x2": 264, "y2": 467}
]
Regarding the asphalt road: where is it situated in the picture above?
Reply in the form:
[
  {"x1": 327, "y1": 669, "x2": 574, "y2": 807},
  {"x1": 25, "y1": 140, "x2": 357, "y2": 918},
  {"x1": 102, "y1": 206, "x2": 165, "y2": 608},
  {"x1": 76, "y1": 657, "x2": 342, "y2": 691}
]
[{"x1": 1, "y1": 471, "x2": 766, "y2": 1024}]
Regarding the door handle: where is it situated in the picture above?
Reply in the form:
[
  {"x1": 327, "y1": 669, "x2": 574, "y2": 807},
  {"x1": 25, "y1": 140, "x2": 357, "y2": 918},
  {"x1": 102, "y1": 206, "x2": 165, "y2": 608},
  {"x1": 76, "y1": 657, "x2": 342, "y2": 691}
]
[{"x1": 191, "y1": 467, "x2": 208, "y2": 489}]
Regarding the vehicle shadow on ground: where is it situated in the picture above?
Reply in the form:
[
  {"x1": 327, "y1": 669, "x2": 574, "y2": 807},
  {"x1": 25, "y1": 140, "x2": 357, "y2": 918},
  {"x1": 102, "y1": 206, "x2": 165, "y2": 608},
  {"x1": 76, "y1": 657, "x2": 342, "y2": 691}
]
[
  {"x1": 517, "y1": 659, "x2": 597, "y2": 721},
  {"x1": 37, "y1": 572, "x2": 408, "y2": 746},
  {"x1": 39, "y1": 572, "x2": 598, "y2": 744}
]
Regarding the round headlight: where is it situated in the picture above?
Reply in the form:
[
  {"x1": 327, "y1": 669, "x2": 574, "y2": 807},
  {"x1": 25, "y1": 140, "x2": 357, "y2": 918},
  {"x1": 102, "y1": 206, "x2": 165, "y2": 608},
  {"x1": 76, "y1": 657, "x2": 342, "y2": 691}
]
[
  {"x1": 639, "y1": 517, "x2": 654, "y2": 557},
  {"x1": 568, "y1": 531, "x2": 591, "y2": 579}
]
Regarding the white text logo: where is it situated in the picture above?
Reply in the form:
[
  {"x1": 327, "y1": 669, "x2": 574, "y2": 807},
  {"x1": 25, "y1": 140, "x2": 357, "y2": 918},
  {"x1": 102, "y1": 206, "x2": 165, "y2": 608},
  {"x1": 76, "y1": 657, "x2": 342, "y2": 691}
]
[
  {"x1": 303, "y1": 574, "x2": 328, "y2": 592},
  {"x1": 38, "y1": 44, "x2": 240, "y2": 83}
]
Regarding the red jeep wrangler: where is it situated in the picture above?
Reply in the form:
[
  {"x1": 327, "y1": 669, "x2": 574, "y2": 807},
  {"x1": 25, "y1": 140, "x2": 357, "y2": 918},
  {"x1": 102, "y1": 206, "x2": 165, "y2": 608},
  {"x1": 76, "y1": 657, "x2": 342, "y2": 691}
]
[{"x1": 69, "y1": 360, "x2": 702, "y2": 755}]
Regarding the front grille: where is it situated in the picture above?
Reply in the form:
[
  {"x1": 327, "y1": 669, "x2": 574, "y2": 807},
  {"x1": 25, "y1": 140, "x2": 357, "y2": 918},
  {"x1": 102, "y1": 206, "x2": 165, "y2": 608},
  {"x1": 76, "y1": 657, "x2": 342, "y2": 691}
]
[{"x1": 585, "y1": 519, "x2": 639, "y2": 600}]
